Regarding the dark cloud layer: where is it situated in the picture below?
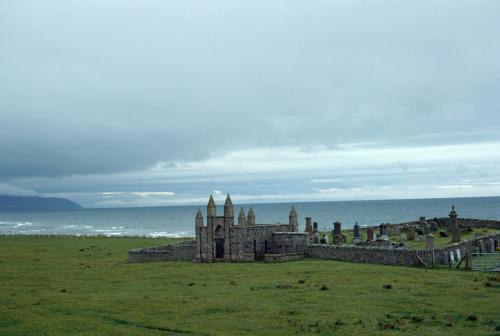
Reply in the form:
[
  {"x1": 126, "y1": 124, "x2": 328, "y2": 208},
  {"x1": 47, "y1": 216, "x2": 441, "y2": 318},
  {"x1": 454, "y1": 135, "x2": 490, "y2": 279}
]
[{"x1": 1, "y1": 1, "x2": 500, "y2": 180}]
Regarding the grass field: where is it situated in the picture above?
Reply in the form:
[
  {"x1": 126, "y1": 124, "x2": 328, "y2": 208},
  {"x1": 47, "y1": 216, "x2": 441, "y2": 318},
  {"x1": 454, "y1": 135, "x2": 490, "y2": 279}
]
[{"x1": 1, "y1": 236, "x2": 500, "y2": 335}]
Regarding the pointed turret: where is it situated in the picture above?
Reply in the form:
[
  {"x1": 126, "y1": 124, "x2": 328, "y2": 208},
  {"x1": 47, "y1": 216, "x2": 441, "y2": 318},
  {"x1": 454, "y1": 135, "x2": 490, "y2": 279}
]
[
  {"x1": 195, "y1": 208, "x2": 204, "y2": 227},
  {"x1": 289, "y1": 206, "x2": 298, "y2": 231},
  {"x1": 224, "y1": 194, "x2": 233, "y2": 218},
  {"x1": 238, "y1": 208, "x2": 247, "y2": 226},
  {"x1": 247, "y1": 207, "x2": 255, "y2": 226},
  {"x1": 207, "y1": 194, "x2": 216, "y2": 217}
]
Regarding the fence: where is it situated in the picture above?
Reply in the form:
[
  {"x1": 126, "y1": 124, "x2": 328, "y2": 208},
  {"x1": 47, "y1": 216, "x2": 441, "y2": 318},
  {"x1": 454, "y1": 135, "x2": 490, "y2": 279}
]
[{"x1": 470, "y1": 253, "x2": 500, "y2": 272}]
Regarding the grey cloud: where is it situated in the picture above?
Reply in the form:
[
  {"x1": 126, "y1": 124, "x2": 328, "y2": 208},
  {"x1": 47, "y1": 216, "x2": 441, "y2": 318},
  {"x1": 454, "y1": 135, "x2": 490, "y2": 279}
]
[{"x1": 1, "y1": 1, "x2": 500, "y2": 180}]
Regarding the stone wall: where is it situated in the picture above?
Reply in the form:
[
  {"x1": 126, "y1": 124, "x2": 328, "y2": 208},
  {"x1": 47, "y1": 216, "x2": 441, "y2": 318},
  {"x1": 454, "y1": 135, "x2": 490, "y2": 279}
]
[
  {"x1": 128, "y1": 240, "x2": 196, "y2": 263},
  {"x1": 269, "y1": 232, "x2": 308, "y2": 254},
  {"x1": 229, "y1": 224, "x2": 294, "y2": 261},
  {"x1": 306, "y1": 233, "x2": 500, "y2": 267}
]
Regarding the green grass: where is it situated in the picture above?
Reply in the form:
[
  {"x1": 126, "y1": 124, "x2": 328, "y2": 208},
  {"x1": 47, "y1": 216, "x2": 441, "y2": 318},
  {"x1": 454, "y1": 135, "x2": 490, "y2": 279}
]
[{"x1": 1, "y1": 236, "x2": 500, "y2": 335}]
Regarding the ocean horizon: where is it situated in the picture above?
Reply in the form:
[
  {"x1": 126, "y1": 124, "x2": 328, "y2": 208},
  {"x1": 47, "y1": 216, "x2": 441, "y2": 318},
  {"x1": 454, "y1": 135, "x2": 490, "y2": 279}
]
[{"x1": 1, "y1": 196, "x2": 499, "y2": 237}]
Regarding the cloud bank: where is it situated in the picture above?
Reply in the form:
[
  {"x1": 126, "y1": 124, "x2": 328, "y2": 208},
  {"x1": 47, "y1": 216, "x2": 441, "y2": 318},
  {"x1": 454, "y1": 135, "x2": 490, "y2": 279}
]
[{"x1": 1, "y1": 1, "x2": 499, "y2": 206}]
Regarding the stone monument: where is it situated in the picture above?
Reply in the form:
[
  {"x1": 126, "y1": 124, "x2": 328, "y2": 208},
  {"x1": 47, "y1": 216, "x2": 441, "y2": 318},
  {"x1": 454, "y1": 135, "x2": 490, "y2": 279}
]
[{"x1": 449, "y1": 206, "x2": 460, "y2": 242}]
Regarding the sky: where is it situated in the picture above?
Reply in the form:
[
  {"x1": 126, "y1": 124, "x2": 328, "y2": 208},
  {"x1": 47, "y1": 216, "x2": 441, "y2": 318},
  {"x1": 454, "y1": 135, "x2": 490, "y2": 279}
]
[{"x1": 1, "y1": 0, "x2": 500, "y2": 208}]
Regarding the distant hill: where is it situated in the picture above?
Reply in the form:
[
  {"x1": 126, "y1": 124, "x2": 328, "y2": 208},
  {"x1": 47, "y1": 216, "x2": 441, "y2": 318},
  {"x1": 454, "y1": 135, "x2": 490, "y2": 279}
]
[{"x1": 0, "y1": 195, "x2": 83, "y2": 211}]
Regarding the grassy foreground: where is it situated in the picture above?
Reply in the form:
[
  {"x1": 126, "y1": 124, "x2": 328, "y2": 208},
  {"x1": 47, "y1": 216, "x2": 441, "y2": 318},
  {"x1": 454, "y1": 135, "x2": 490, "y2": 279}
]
[{"x1": 1, "y1": 236, "x2": 500, "y2": 336}]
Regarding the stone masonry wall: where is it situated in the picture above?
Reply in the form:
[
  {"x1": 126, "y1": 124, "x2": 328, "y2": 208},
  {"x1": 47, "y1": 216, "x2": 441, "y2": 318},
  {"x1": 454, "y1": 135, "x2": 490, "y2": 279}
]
[
  {"x1": 306, "y1": 233, "x2": 500, "y2": 267},
  {"x1": 128, "y1": 240, "x2": 196, "y2": 263}
]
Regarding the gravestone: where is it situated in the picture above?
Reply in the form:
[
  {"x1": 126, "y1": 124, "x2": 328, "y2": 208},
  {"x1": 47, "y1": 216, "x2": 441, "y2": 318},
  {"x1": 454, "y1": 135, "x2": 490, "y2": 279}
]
[
  {"x1": 305, "y1": 217, "x2": 313, "y2": 237},
  {"x1": 449, "y1": 206, "x2": 460, "y2": 242},
  {"x1": 449, "y1": 251, "x2": 455, "y2": 263},
  {"x1": 489, "y1": 238, "x2": 495, "y2": 253},
  {"x1": 379, "y1": 224, "x2": 388, "y2": 240},
  {"x1": 353, "y1": 222, "x2": 361, "y2": 242},
  {"x1": 479, "y1": 240, "x2": 485, "y2": 253},
  {"x1": 429, "y1": 221, "x2": 437, "y2": 232},
  {"x1": 313, "y1": 232, "x2": 320, "y2": 244},
  {"x1": 333, "y1": 221, "x2": 342, "y2": 236},
  {"x1": 392, "y1": 225, "x2": 400, "y2": 236},
  {"x1": 455, "y1": 249, "x2": 461, "y2": 261},
  {"x1": 425, "y1": 234, "x2": 434, "y2": 249},
  {"x1": 313, "y1": 222, "x2": 318, "y2": 234},
  {"x1": 367, "y1": 228, "x2": 374, "y2": 241},
  {"x1": 407, "y1": 230, "x2": 416, "y2": 241}
]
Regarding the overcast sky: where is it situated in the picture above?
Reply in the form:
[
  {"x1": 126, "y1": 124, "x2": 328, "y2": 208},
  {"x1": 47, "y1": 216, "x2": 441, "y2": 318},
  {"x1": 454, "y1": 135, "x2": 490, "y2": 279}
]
[{"x1": 1, "y1": 0, "x2": 500, "y2": 207}]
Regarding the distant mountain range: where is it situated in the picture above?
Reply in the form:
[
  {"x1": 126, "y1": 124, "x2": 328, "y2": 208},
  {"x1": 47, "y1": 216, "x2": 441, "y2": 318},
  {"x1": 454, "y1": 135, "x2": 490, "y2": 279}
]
[{"x1": 0, "y1": 195, "x2": 82, "y2": 211}]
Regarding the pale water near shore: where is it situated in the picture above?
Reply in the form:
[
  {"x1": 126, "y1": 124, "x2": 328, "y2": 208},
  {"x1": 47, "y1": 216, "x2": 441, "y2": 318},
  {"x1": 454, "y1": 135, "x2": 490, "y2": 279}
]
[{"x1": 1, "y1": 196, "x2": 499, "y2": 237}]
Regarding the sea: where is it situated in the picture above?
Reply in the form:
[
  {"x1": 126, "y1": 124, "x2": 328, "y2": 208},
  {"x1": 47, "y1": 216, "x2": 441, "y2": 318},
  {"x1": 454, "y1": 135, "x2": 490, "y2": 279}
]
[{"x1": 1, "y1": 196, "x2": 499, "y2": 237}]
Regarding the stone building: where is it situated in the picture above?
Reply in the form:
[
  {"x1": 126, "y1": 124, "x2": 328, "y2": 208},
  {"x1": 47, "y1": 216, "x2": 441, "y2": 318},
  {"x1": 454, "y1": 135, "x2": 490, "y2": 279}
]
[{"x1": 195, "y1": 194, "x2": 307, "y2": 262}]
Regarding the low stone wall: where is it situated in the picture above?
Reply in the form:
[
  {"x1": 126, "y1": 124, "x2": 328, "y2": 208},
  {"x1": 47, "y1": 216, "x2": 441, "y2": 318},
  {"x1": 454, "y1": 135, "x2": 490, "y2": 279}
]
[
  {"x1": 270, "y1": 232, "x2": 308, "y2": 254},
  {"x1": 306, "y1": 233, "x2": 500, "y2": 267},
  {"x1": 128, "y1": 240, "x2": 196, "y2": 263},
  {"x1": 264, "y1": 252, "x2": 304, "y2": 263}
]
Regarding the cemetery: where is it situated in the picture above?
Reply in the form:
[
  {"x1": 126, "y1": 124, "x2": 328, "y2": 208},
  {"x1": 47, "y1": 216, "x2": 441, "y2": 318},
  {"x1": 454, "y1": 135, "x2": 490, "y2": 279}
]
[{"x1": 130, "y1": 195, "x2": 500, "y2": 270}]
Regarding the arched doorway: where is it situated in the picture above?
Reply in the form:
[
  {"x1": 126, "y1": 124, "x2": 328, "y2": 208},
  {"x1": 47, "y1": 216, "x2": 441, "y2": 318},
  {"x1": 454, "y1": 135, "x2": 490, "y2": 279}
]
[
  {"x1": 214, "y1": 225, "x2": 224, "y2": 259},
  {"x1": 215, "y1": 239, "x2": 224, "y2": 259}
]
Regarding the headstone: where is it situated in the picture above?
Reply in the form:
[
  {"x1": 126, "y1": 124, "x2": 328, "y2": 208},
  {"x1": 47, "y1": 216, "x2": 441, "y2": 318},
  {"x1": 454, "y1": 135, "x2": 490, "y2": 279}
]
[
  {"x1": 455, "y1": 249, "x2": 461, "y2": 261},
  {"x1": 392, "y1": 225, "x2": 400, "y2": 236},
  {"x1": 479, "y1": 240, "x2": 485, "y2": 253},
  {"x1": 324, "y1": 235, "x2": 329, "y2": 244},
  {"x1": 379, "y1": 224, "x2": 388, "y2": 240},
  {"x1": 367, "y1": 228, "x2": 374, "y2": 241},
  {"x1": 353, "y1": 222, "x2": 361, "y2": 242},
  {"x1": 419, "y1": 217, "x2": 429, "y2": 234},
  {"x1": 425, "y1": 234, "x2": 434, "y2": 249},
  {"x1": 407, "y1": 230, "x2": 416, "y2": 241},
  {"x1": 449, "y1": 206, "x2": 460, "y2": 242},
  {"x1": 313, "y1": 232, "x2": 320, "y2": 244},
  {"x1": 429, "y1": 221, "x2": 437, "y2": 232},
  {"x1": 313, "y1": 222, "x2": 318, "y2": 234},
  {"x1": 305, "y1": 217, "x2": 313, "y2": 237},
  {"x1": 333, "y1": 221, "x2": 342, "y2": 236},
  {"x1": 449, "y1": 251, "x2": 455, "y2": 263},
  {"x1": 489, "y1": 238, "x2": 495, "y2": 253}
]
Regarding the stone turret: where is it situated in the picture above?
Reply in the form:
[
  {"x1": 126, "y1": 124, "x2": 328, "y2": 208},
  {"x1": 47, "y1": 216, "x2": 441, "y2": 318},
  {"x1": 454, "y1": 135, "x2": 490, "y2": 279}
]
[
  {"x1": 238, "y1": 208, "x2": 247, "y2": 226},
  {"x1": 449, "y1": 205, "x2": 460, "y2": 242},
  {"x1": 207, "y1": 194, "x2": 216, "y2": 217},
  {"x1": 224, "y1": 194, "x2": 233, "y2": 218},
  {"x1": 289, "y1": 206, "x2": 298, "y2": 231},
  {"x1": 195, "y1": 208, "x2": 204, "y2": 227},
  {"x1": 247, "y1": 207, "x2": 255, "y2": 226}
]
